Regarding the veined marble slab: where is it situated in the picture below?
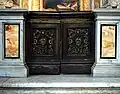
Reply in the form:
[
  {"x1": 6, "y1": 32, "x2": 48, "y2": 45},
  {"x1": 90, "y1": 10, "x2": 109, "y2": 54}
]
[{"x1": 1, "y1": 75, "x2": 120, "y2": 88}]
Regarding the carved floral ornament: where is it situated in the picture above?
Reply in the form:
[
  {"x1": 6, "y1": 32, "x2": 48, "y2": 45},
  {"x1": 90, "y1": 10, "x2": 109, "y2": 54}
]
[
  {"x1": 32, "y1": 29, "x2": 55, "y2": 56},
  {"x1": 101, "y1": 0, "x2": 120, "y2": 8},
  {"x1": 67, "y1": 28, "x2": 89, "y2": 56}
]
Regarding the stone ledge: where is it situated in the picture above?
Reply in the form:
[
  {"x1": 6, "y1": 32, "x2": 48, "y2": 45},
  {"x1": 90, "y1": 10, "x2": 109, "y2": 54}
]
[
  {"x1": 0, "y1": 9, "x2": 27, "y2": 12},
  {"x1": 0, "y1": 75, "x2": 120, "y2": 88},
  {"x1": 1, "y1": 87, "x2": 120, "y2": 94}
]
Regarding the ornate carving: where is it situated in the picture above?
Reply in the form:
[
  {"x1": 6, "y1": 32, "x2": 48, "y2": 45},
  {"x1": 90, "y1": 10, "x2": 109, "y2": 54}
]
[
  {"x1": 0, "y1": 0, "x2": 19, "y2": 8},
  {"x1": 32, "y1": 28, "x2": 55, "y2": 56},
  {"x1": 101, "y1": 0, "x2": 120, "y2": 8},
  {"x1": 67, "y1": 28, "x2": 89, "y2": 56}
]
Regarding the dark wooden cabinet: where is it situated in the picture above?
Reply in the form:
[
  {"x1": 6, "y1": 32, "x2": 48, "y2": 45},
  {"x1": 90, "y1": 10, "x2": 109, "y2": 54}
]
[{"x1": 25, "y1": 11, "x2": 95, "y2": 74}]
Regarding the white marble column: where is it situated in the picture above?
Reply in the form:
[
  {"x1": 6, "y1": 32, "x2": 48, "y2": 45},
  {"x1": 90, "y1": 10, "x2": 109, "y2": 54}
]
[
  {"x1": 0, "y1": 9, "x2": 28, "y2": 77},
  {"x1": 92, "y1": 8, "x2": 120, "y2": 77}
]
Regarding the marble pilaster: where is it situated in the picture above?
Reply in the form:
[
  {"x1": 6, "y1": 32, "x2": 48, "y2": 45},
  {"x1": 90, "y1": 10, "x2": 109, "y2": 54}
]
[
  {"x1": 0, "y1": 9, "x2": 28, "y2": 77},
  {"x1": 92, "y1": 8, "x2": 120, "y2": 77}
]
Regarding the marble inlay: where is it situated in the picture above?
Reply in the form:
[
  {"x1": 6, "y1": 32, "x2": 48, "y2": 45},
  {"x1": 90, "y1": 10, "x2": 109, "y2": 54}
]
[
  {"x1": 101, "y1": 25, "x2": 116, "y2": 58},
  {"x1": 5, "y1": 24, "x2": 19, "y2": 58}
]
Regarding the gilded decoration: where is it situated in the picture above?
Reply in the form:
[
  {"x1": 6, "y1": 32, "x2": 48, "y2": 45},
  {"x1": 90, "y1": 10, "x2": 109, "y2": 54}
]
[
  {"x1": 20, "y1": 0, "x2": 79, "y2": 11},
  {"x1": 5, "y1": 25, "x2": 19, "y2": 57},
  {"x1": 32, "y1": 0, "x2": 40, "y2": 11},
  {"x1": 20, "y1": 0, "x2": 94, "y2": 11},
  {"x1": 101, "y1": 25, "x2": 116, "y2": 57},
  {"x1": 22, "y1": 0, "x2": 28, "y2": 9},
  {"x1": 80, "y1": 0, "x2": 90, "y2": 11},
  {"x1": 0, "y1": 0, "x2": 101, "y2": 11}
]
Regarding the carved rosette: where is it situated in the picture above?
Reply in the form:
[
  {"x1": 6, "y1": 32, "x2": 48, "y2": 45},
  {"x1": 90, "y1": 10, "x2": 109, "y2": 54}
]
[
  {"x1": 32, "y1": 29, "x2": 55, "y2": 56},
  {"x1": 67, "y1": 28, "x2": 89, "y2": 56}
]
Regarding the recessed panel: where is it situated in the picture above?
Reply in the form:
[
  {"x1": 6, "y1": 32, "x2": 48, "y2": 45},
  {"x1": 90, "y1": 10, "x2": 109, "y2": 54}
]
[
  {"x1": 100, "y1": 25, "x2": 117, "y2": 58},
  {"x1": 4, "y1": 24, "x2": 20, "y2": 58}
]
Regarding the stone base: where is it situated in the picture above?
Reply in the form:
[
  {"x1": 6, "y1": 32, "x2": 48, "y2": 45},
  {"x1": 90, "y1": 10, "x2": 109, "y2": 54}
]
[
  {"x1": 92, "y1": 63, "x2": 120, "y2": 77},
  {"x1": 0, "y1": 65, "x2": 28, "y2": 77},
  {"x1": 0, "y1": 75, "x2": 120, "y2": 94}
]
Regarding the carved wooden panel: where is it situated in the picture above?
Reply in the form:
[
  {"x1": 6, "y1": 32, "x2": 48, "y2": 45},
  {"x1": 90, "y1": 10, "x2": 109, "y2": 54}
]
[
  {"x1": 28, "y1": 64, "x2": 60, "y2": 74},
  {"x1": 67, "y1": 28, "x2": 89, "y2": 56},
  {"x1": 32, "y1": 28, "x2": 55, "y2": 56},
  {"x1": 62, "y1": 23, "x2": 92, "y2": 60},
  {"x1": 26, "y1": 23, "x2": 60, "y2": 62},
  {"x1": 61, "y1": 64, "x2": 93, "y2": 74}
]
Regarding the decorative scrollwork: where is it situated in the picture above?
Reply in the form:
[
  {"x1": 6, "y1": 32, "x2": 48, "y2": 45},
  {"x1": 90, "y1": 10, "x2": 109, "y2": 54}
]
[
  {"x1": 67, "y1": 28, "x2": 89, "y2": 56},
  {"x1": 32, "y1": 28, "x2": 55, "y2": 56}
]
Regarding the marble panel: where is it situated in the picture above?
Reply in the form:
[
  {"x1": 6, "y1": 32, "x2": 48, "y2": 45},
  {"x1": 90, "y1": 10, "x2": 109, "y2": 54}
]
[
  {"x1": 101, "y1": 25, "x2": 116, "y2": 58},
  {"x1": 4, "y1": 24, "x2": 19, "y2": 58}
]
